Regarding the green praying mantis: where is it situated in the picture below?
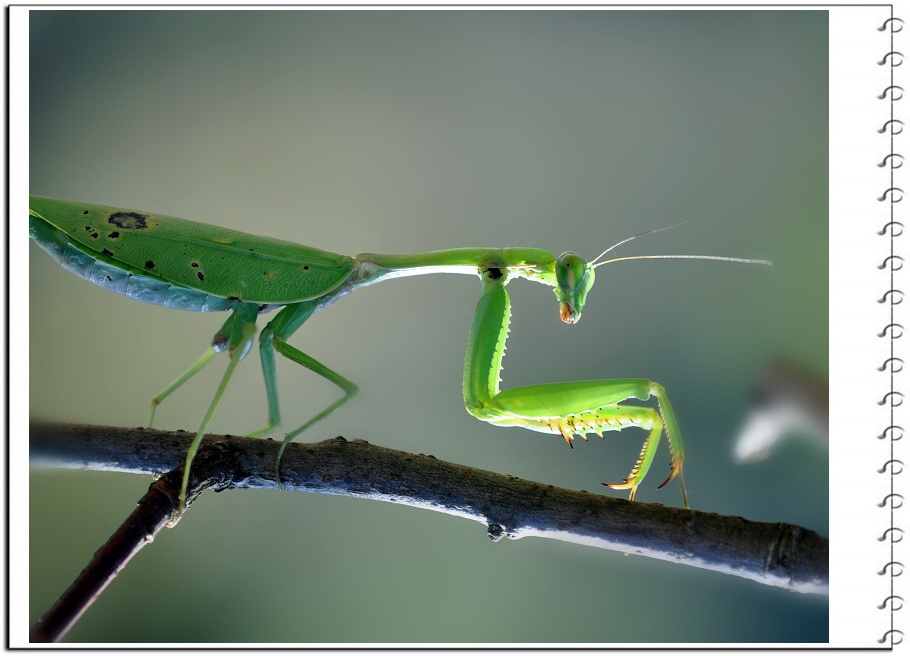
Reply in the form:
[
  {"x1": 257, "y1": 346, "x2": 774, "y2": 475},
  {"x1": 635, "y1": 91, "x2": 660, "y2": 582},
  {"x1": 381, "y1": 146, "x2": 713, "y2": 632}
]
[{"x1": 29, "y1": 195, "x2": 770, "y2": 514}]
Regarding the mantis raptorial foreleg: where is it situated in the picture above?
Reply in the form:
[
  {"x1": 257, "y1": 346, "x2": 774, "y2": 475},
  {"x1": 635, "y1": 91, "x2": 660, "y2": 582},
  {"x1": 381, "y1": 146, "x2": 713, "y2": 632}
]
[{"x1": 463, "y1": 269, "x2": 688, "y2": 506}]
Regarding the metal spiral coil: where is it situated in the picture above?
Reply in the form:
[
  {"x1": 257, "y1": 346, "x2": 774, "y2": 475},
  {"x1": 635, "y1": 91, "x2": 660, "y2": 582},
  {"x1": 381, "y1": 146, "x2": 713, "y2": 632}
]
[{"x1": 878, "y1": 17, "x2": 904, "y2": 648}]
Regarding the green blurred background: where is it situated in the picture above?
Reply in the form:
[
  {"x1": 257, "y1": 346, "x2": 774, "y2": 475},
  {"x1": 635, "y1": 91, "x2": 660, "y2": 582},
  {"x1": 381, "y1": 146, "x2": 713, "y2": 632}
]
[{"x1": 28, "y1": 10, "x2": 828, "y2": 643}]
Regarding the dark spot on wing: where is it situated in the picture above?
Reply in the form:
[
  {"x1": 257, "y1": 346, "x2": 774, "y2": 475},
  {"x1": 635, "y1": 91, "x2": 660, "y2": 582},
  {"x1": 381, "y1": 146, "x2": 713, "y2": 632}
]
[
  {"x1": 197, "y1": 271, "x2": 205, "y2": 281},
  {"x1": 109, "y1": 231, "x2": 120, "y2": 239},
  {"x1": 303, "y1": 265, "x2": 309, "y2": 271},
  {"x1": 108, "y1": 212, "x2": 149, "y2": 230},
  {"x1": 191, "y1": 261, "x2": 200, "y2": 268},
  {"x1": 82, "y1": 210, "x2": 89, "y2": 215},
  {"x1": 101, "y1": 248, "x2": 114, "y2": 257},
  {"x1": 145, "y1": 260, "x2": 155, "y2": 270}
]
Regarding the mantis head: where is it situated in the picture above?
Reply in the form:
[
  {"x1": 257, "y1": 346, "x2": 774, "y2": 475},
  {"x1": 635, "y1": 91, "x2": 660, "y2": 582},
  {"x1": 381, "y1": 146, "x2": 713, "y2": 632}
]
[
  {"x1": 554, "y1": 252, "x2": 595, "y2": 324},
  {"x1": 555, "y1": 222, "x2": 772, "y2": 325}
]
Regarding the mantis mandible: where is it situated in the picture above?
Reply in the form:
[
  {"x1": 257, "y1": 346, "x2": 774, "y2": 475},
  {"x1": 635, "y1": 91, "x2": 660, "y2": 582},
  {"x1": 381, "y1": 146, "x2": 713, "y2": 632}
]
[{"x1": 29, "y1": 195, "x2": 770, "y2": 514}]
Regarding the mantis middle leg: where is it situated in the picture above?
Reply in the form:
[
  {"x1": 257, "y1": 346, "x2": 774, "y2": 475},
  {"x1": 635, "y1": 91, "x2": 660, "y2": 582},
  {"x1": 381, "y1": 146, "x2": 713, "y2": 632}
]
[
  {"x1": 463, "y1": 269, "x2": 688, "y2": 507},
  {"x1": 251, "y1": 301, "x2": 359, "y2": 486}
]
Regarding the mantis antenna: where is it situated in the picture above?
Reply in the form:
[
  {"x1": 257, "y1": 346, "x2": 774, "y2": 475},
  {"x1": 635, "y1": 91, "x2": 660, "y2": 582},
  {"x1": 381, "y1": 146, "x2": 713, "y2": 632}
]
[{"x1": 589, "y1": 221, "x2": 772, "y2": 269}]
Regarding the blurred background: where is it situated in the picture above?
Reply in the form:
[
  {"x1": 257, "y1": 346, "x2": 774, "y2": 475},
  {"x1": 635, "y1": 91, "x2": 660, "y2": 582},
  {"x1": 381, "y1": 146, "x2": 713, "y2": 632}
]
[{"x1": 28, "y1": 9, "x2": 828, "y2": 643}]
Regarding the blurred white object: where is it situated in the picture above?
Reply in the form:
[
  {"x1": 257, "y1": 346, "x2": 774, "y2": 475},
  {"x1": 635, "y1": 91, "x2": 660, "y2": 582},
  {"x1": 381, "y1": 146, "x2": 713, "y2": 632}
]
[{"x1": 733, "y1": 363, "x2": 828, "y2": 464}]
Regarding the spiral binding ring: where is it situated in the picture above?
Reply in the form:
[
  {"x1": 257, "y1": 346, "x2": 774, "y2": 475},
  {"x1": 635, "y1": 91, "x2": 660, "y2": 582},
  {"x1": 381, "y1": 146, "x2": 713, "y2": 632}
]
[
  {"x1": 880, "y1": 51, "x2": 906, "y2": 66},
  {"x1": 878, "y1": 392, "x2": 905, "y2": 407},
  {"x1": 879, "y1": 493, "x2": 905, "y2": 509},
  {"x1": 879, "y1": 562, "x2": 905, "y2": 577},
  {"x1": 878, "y1": 85, "x2": 905, "y2": 101},
  {"x1": 878, "y1": 629, "x2": 905, "y2": 645},
  {"x1": 879, "y1": 256, "x2": 905, "y2": 271},
  {"x1": 878, "y1": 357, "x2": 905, "y2": 372},
  {"x1": 879, "y1": 323, "x2": 905, "y2": 338},
  {"x1": 879, "y1": 426, "x2": 905, "y2": 441},
  {"x1": 879, "y1": 290, "x2": 905, "y2": 305},
  {"x1": 879, "y1": 153, "x2": 905, "y2": 170},
  {"x1": 878, "y1": 459, "x2": 905, "y2": 475},
  {"x1": 879, "y1": 595, "x2": 905, "y2": 610},
  {"x1": 878, "y1": 17, "x2": 904, "y2": 32},
  {"x1": 878, "y1": 187, "x2": 905, "y2": 202},
  {"x1": 878, "y1": 220, "x2": 905, "y2": 237},
  {"x1": 879, "y1": 153, "x2": 905, "y2": 169},
  {"x1": 878, "y1": 527, "x2": 905, "y2": 543},
  {"x1": 878, "y1": 119, "x2": 905, "y2": 134}
]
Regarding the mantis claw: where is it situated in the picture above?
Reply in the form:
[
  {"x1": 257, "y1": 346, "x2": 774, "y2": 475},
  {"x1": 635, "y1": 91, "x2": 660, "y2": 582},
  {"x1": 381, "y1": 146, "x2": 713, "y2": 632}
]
[
  {"x1": 602, "y1": 479, "x2": 639, "y2": 502},
  {"x1": 656, "y1": 465, "x2": 680, "y2": 490}
]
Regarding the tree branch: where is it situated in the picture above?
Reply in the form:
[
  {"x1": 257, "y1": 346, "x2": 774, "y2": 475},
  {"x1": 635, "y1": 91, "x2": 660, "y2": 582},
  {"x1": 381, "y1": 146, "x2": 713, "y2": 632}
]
[{"x1": 30, "y1": 420, "x2": 828, "y2": 633}]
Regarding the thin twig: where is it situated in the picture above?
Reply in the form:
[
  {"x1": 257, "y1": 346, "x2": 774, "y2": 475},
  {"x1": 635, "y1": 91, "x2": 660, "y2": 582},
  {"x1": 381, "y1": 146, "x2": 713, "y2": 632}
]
[
  {"x1": 31, "y1": 420, "x2": 828, "y2": 589},
  {"x1": 29, "y1": 439, "x2": 230, "y2": 642}
]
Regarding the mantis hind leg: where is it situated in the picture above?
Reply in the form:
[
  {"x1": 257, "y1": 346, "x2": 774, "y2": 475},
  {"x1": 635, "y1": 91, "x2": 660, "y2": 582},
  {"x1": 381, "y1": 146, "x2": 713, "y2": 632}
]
[
  {"x1": 463, "y1": 271, "x2": 688, "y2": 507},
  {"x1": 252, "y1": 302, "x2": 359, "y2": 488}
]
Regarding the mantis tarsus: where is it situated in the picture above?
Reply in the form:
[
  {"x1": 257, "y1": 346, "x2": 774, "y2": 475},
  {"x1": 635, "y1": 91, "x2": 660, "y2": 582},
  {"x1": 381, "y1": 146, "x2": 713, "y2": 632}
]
[{"x1": 29, "y1": 195, "x2": 770, "y2": 514}]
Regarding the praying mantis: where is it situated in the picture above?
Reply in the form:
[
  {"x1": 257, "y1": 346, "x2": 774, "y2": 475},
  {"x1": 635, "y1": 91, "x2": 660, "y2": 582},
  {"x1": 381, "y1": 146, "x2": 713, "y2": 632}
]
[{"x1": 29, "y1": 195, "x2": 770, "y2": 514}]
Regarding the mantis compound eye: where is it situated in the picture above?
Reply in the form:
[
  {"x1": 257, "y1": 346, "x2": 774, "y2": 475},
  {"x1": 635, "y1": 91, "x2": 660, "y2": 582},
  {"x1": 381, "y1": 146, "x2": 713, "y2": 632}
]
[{"x1": 555, "y1": 251, "x2": 595, "y2": 324}]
